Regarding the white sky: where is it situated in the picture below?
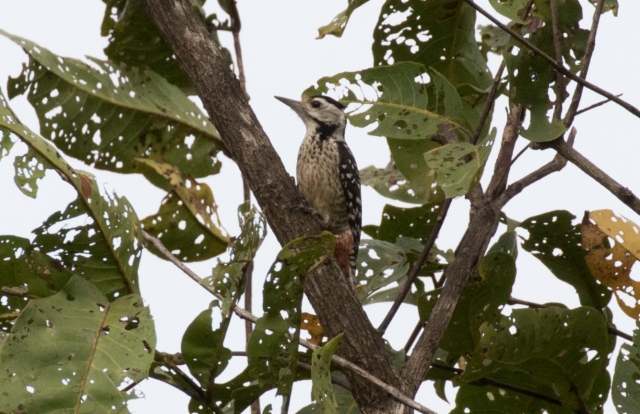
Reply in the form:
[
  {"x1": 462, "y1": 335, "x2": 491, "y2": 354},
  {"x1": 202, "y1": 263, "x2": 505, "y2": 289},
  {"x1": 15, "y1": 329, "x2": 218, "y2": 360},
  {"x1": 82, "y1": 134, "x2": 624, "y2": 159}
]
[{"x1": 1, "y1": 1, "x2": 639, "y2": 413}]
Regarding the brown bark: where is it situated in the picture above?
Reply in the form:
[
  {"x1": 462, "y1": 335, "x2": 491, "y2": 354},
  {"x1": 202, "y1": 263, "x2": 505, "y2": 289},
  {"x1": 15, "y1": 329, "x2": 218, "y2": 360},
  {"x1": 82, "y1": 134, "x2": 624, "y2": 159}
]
[{"x1": 139, "y1": 1, "x2": 405, "y2": 411}]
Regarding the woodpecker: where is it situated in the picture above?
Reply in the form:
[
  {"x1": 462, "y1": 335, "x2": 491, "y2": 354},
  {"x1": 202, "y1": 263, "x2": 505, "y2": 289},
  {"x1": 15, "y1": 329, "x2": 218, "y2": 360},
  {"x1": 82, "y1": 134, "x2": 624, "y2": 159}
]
[{"x1": 275, "y1": 95, "x2": 361, "y2": 289}]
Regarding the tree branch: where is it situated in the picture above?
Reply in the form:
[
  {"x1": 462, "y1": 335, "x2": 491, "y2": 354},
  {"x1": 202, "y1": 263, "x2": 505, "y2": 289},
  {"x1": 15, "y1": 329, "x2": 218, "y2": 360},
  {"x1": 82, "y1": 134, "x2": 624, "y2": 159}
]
[
  {"x1": 402, "y1": 97, "x2": 527, "y2": 391},
  {"x1": 139, "y1": 2, "x2": 406, "y2": 411},
  {"x1": 549, "y1": 0, "x2": 565, "y2": 121},
  {"x1": 547, "y1": 138, "x2": 640, "y2": 216},
  {"x1": 141, "y1": 230, "x2": 435, "y2": 414},
  {"x1": 575, "y1": 95, "x2": 621, "y2": 116},
  {"x1": 497, "y1": 127, "x2": 575, "y2": 207},
  {"x1": 462, "y1": 0, "x2": 640, "y2": 120},
  {"x1": 485, "y1": 104, "x2": 523, "y2": 199},
  {"x1": 563, "y1": 0, "x2": 606, "y2": 127}
]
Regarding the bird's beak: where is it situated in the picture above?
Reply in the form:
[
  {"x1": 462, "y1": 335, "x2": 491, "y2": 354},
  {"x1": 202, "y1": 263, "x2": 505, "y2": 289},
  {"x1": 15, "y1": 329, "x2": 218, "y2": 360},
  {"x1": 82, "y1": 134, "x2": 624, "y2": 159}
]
[{"x1": 275, "y1": 96, "x2": 306, "y2": 118}]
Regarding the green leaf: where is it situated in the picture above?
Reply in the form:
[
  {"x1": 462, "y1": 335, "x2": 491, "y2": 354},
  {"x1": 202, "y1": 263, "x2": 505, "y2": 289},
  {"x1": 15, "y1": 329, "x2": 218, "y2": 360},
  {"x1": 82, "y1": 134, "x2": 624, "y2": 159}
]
[
  {"x1": 317, "y1": 0, "x2": 370, "y2": 39},
  {"x1": 1, "y1": 90, "x2": 143, "y2": 299},
  {"x1": 363, "y1": 202, "x2": 444, "y2": 245},
  {"x1": 101, "y1": 0, "x2": 205, "y2": 91},
  {"x1": 307, "y1": 63, "x2": 473, "y2": 140},
  {"x1": 247, "y1": 233, "x2": 335, "y2": 398},
  {"x1": 424, "y1": 128, "x2": 496, "y2": 198},
  {"x1": 372, "y1": 0, "x2": 492, "y2": 92},
  {"x1": 12, "y1": 146, "x2": 49, "y2": 198},
  {"x1": 0, "y1": 236, "x2": 72, "y2": 333},
  {"x1": 181, "y1": 301, "x2": 231, "y2": 388},
  {"x1": 461, "y1": 307, "x2": 611, "y2": 413},
  {"x1": 588, "y1": 0, "x2": 618, "y2": 15},
  {"x1": 519, "y1": 210, "x2": 611, "y2": 310},
  {"x1": 1, "y1": 29, "x2": 223, "y2": 182},
  {"x1": 388, "y1": 137, "x2": 445, "y2": 203},
  {"x1": 0, "y1": 128, "x2": 14, "y2": 161},
  {"x1": 356, "y1": 239, "x2": 409, "y2": 304},
  {"x1": 201, "y1": 206, "x2": 267, "y2": 315},
  {"x1": 488, "y1": 0, "x2": 529, "y2": 23},
  {"x1": 139, "y1": 159, "x2": 229, "y2": 262},
  {"x1": 360, "y1": 163, "x2": 435, "y2": 204},
  {"x1": 0, "y1": 275, "x2": 156, "y2": 414},
  {"x1": 487, "y1": 229, "x2": 518, "y2": 260},
  {"x1": 310, "y1": 334, "x2": 343, "y2": 414},
  {"x1": 297, "y1": 382, "x2": 361, "y2": 414},
  {"x1": 613, "y1": 321, "x2": 640, "y2": 413},
  {"x1": 419, "y1": 252, "x2": 516, "y2": 354},
  {"x1": 503, "y1": 0, "x2": 588, "y2": 142}
]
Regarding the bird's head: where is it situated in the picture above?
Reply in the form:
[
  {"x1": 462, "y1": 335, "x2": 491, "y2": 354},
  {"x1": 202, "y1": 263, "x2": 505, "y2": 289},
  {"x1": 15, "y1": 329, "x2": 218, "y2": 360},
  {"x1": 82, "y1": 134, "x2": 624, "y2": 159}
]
[{"x1": 275, "y1": 95, "x2": 347, "y2": 138}]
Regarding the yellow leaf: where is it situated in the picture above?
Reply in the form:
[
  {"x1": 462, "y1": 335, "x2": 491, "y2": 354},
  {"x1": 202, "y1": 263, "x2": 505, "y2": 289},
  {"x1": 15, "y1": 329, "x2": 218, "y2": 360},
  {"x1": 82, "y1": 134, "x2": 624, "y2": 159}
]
[
  {"x1": 301, "y1": 312, "x2": 324, "y2": 346},
  {"x1": 582, "y1": 210, "x2": 640, "y2": 318}
]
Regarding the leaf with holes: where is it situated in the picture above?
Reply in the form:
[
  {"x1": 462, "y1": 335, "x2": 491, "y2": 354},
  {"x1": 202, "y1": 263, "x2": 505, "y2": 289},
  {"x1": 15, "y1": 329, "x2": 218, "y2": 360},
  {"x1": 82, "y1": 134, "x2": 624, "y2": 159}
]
[
  {"x1": 200, "y1": 206, "x2": 266, "y2": 315},
  {"x1": 317, "y1": 0, "x2": 370, "y2": 39},
  {"x1": 101, "y1": 0, "x2": 206, "y2": 91},
  {"x1": 301, "y1": 313, "x2": 324, "y2": 346},
  {"x1": 388, "y1": 137, "x2": 445, "y2": 203},
  {"x1": 247, "y1": 232, "x2": 335, "y2": 399},
  {"x1": 0, "y1": 129, "x2": 14, "y2": 161},
  {"x1": 488, "y1": 0, "x2": 529, "y2": 23},
  {"x1": 503, "y1": 0, "x2": 587, "y2": 142},
  {"x1": 519, "y1": 210, "x2": 611, "y2": 310},
  {"x1": 372, "y1": 0, "x2": 492, "y2": 92},
  {"x1": 1, "y1": 91, "x2": 142, "y2": 299},
  {"x1": 356, "y1": 239, "x2": 409, "y2": 304},
  {"x1": 12, "y1": 146, "x2": 50, "y2": 198},
  {"x1": 32, "y1": 191, "x2": 142, "y2": 299},
  {"x1": 181, "y1": 301, "x2": 231, "y2": 389},
  {"x1": 582, "y1": 209, "x2": 640, "y2": 318},
  {"x1": 307, "y1": 63, "x2": 473, "y2": 141},
  {"x1": 138, "y1": 159, "x2": 228, "y2": 262},
  {"x1": 613, "y1": 321, "x2": 640, "y2": 412},
  {"x1": 424, "y1": 128, "x2": 496, "y2": 198},
  {"x1": 1, "y1": 29, "x2": 222, "y2": 182},
  {"x1": 0, "y1": 236, "x2": 72, "y2": 333},
  {"x1": 589, "y1": 0, "x2": 618, "y2": 15},
  {"x1": 419, "y1": 253, "x2": 516, "y2": 355},
  {"x1": 461, "y1": 307, "x2": 611, "y2": 413},
  {"x1": 363, "y1": 202, "x2": 443, "y2": 245},
  {"x1": 297, "y1": 380, "x2": 361, "y2": 414},
  {"x1": 360, "y1": 163, "x2": 435, "y2": 204},
  {"x1": 0, "y1": 275, "x2": 155, "y2": 414},
  {"x1": 310, "y1": 334, "x2": 343, "y2": 414}
]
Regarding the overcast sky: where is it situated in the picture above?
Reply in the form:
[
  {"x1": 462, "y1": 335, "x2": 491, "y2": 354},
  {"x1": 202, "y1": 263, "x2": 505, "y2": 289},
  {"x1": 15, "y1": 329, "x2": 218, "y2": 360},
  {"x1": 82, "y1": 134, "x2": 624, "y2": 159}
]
[{"x1": 1, "y1": 1, "x2": 639, "y2": 413}]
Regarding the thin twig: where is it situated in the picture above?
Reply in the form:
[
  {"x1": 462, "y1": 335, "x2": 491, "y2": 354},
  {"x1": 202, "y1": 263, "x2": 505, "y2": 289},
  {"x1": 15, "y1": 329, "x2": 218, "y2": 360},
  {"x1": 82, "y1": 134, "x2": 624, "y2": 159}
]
[
  {"x1": 470, "y1": 61, "x2": 506, "y2": 145},
  {"x1": 508, "y1": 297, "x2": 633, "y2": 341},
  {"x1": 563, "y1": 0, "x2": 606, "y2": 127},
  {"x1": 430, "y1": 363, "x2": 566, "y2": 408},
  {"x1": 498, "y1": 127, "x2": 576, "y2": 206},
  {"x1": 153, "y1": 349, "x2": 214, "y2": 409},
  {"x1": 509, "y1": 143, "x2": 530, "y2": 167},
  {"x1": 462, "y1": 0, "x2": 640, "y2": 120},
  {"x1": 142, "y1": 230, "x2": 436, "y2": 414},
  {"x1": 0, "y1": 312, "x2": 20, "y2": 321},
  {"x1": 301, "y1": 340, "x2": 436, "y2": 414},
  {"x1": 404, "y1": 321, "x2": 426, "y2": 353},
  {"x1": 142, "y1": 231, "x2": 258, "y2": 323},
  {"x1": 377, "y1": 198, "x2": 452, "y2": 334},
  {"x1": 575, "y1": 94, "x2": 622, "y2": 116},
  {"x1": 549, "y1": 0, "x2": 565, "y2": 121}
]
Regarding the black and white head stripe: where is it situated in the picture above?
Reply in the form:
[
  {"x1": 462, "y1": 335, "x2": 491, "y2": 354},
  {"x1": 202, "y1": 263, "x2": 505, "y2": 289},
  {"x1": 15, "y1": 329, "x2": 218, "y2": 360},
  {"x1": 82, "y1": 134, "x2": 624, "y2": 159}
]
[{"x1": 309, "y1": 95, "x2": 346, "y2": 110}]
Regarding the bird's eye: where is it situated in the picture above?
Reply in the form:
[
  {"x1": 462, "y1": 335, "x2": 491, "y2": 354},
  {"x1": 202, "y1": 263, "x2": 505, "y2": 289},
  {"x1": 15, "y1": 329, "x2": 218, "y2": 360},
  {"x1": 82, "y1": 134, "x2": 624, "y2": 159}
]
[{"x1": 311, "y1": 100, "x2": 322, "y2": 109}]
